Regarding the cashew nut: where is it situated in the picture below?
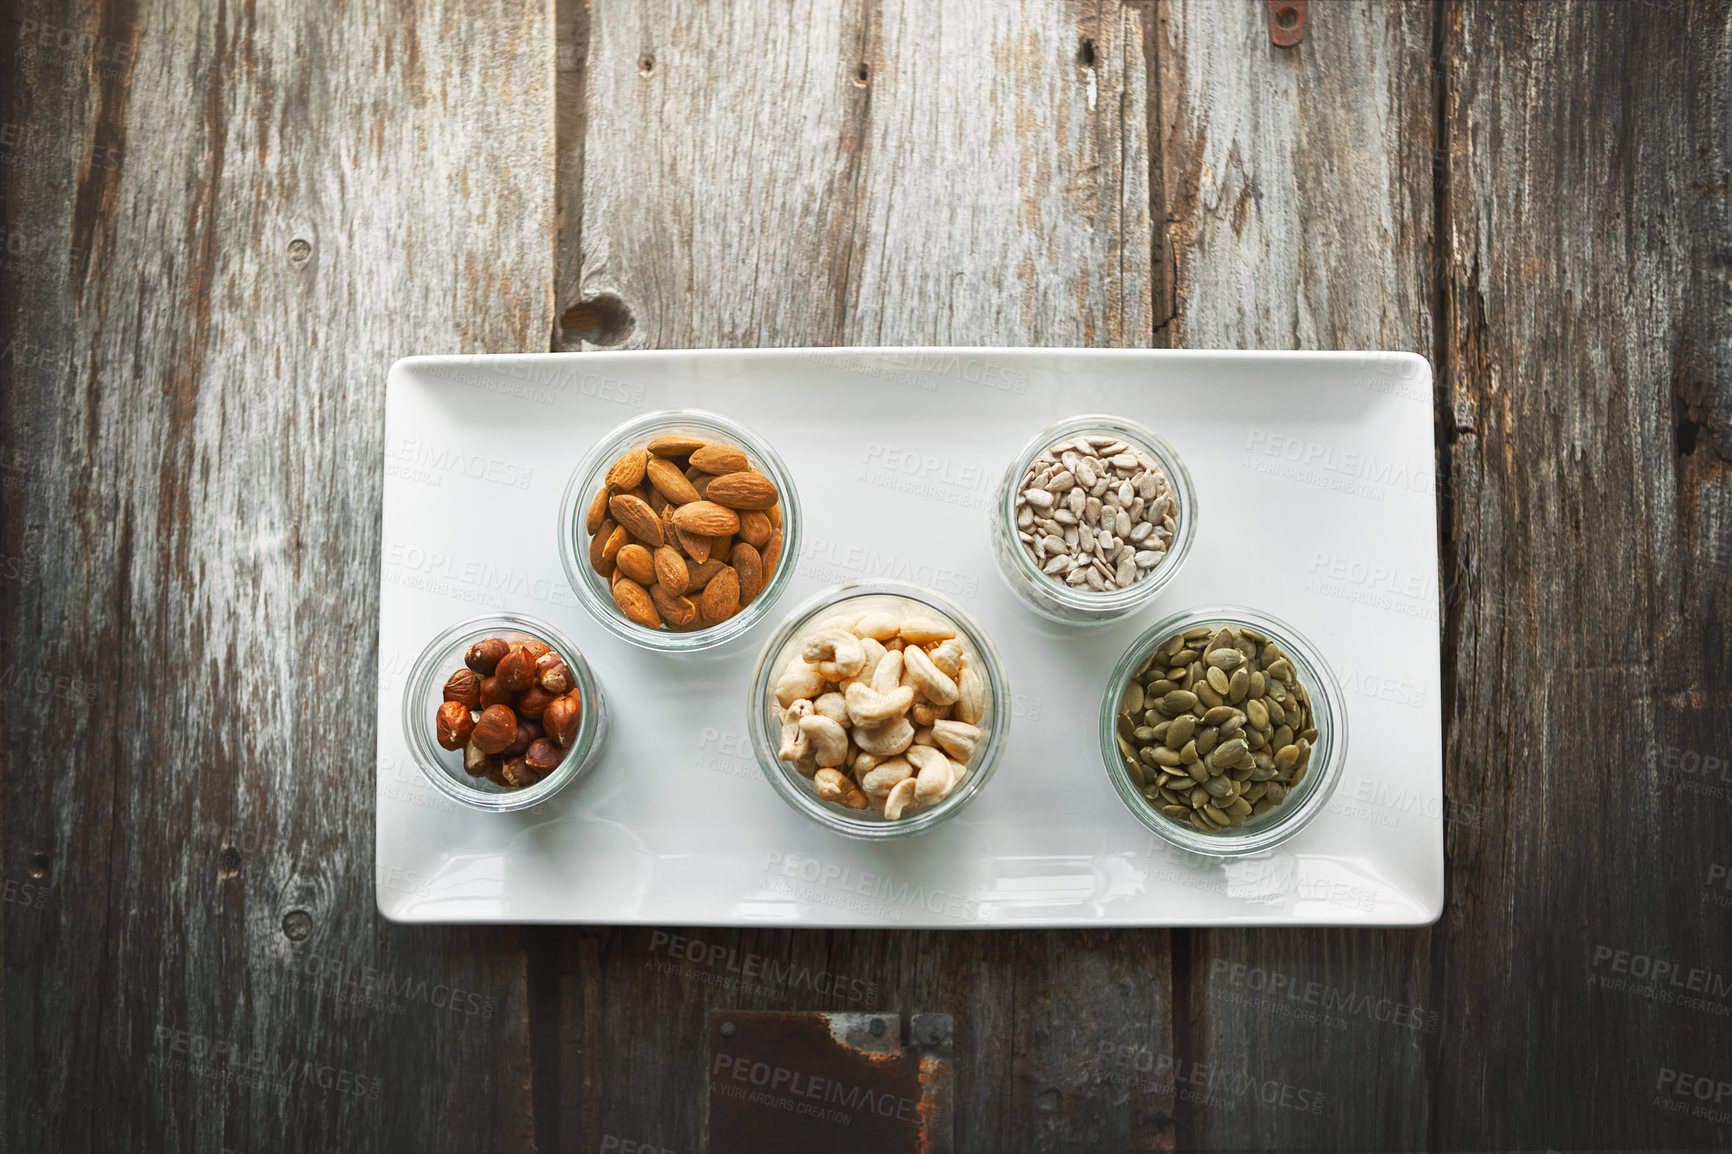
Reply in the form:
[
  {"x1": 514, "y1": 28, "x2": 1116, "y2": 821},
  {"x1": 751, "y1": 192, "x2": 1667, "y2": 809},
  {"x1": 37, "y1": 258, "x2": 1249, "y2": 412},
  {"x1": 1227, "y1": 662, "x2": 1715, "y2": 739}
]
[
  {"x1": 884, "y1": 777, "x2": 918, "y2": 820},
  {"x1": 927, "y1": 638, "x2": 964, "y2": 679},
  {"x1": 777, "y1": 699, "x2": 814, "y2": 762},
  {"x1": 814, "y1": 767, "x2": 868, "y2": 809},
  {"x1": 902, "y1": 644, "x2": 960, "y2": 705},
  {"x1": 932, "y1": 719, "x2": 982, "y2": 763},
  {"x1": 906, "y1": 745, "x2": 957, "y2": 804},
  {"x1": 799, "y1": 714, "x2": 850, "y2": 768},
  {"x1": 953, "y1": 661, "x2": 986, "y2": 725},
  {"x1": 856, "y1": 637, "x2": 887, "y2": 685},
  {"x1": 900, "y1": 617, "x2": 955, "y2": 644},
  {"x1": 813, "y1": 692, "x2": 849, "y2": 727},
  {"x1": 845, "y1": 681, "x2": 914, "y2": 727},
  {"x1": 913, "y1": 725, "x2": 937, "y2": 747},
  {"x1": 854, "y1": 752, "x2": 879, "y2": 775},
  {"x1": 911, "y1": 700, "x2": 953, "y2": 727},
  {"x1": 860, "y1": 756, "x2": 913, "y2": 798},
  {"x1": 853, "y1": 611, "x2": 901, "y2": 641},
  {"x1": 775, "y1": 662, "x2": 825, "y2": 707},
  {"x1": 852, "y1": 715, "x2": 914, "y2": 757},
  {"x1": 803, "y1": 628, "x2": 866, "y2": 678},
  {"x1": 871, "y1": 649, "x2": 904, "y2": 694}
]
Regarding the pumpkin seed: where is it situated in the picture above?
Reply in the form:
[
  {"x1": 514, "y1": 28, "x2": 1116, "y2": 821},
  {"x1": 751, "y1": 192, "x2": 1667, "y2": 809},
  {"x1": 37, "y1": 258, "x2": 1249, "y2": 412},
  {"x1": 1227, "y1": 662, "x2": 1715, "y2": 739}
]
[
  {"x1": 1206, "y1": 666, "x2": 1230, "y2": 695},
  {"x1": 1166, "y1": 715, "x2": 1196, "y2": 748},
  {"x1": 1160, "y1": 690, "x2": 1198, "y2": 715},
  {"x1": 1205, "y1": 648, "x2": 1245, "y2": 670}
]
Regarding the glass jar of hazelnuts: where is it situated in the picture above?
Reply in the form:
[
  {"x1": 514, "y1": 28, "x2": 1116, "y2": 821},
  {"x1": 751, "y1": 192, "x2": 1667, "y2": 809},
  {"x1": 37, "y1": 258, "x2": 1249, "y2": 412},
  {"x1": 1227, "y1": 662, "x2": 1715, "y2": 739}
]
[{"x1": 401, "y1": 613, "x2": 608, "y2": 811}]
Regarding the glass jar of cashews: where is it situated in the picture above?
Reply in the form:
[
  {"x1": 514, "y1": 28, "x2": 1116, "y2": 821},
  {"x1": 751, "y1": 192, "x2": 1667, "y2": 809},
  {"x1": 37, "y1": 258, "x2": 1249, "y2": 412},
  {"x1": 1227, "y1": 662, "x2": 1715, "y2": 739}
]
[{"x1": 748, "y1": 580, "x2": 1010, "y2": 839}]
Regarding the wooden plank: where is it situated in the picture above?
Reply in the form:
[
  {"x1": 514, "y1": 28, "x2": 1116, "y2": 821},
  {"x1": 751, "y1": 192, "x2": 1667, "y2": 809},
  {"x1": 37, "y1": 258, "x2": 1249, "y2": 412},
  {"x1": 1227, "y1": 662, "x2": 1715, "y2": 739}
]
[
  {"x1": 1151, "y1": 1, "x2": 1440, "y2": 1151},
  {"x1": 1436, "y1": 1, "x2": 1732, "y2": 1149},
  {"x1": 561, "y1": 4, "x2": 1170, "y2": 1151},
  {"x1": 0, "y1": 1, "x2": 552, "y2": 1150},
  {"x1": 573, "y1": 0, "x2": 1151, "y2": 349}
]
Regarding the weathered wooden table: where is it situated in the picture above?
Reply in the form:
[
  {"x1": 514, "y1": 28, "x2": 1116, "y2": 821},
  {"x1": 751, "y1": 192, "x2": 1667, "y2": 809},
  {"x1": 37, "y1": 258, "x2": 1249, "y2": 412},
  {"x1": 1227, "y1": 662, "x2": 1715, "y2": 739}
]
[{"x1": 4, "y1": 1, "x2": 1729, "y2": 1150}]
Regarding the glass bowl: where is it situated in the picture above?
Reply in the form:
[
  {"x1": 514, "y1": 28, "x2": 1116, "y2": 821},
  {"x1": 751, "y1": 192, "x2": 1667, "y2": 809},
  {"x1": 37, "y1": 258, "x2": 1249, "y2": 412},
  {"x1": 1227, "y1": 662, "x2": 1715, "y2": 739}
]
[
  {"x1": 748, "y1": 580, "x2": 1010, "y2": 839},
  {"x1": 1098, "y1": 605, "x2": 1346, "y2": 856},
  {"x1": 992, "y1": 414, "x2": 1197, "y2": 625},
  {"x1": 401, "y1": 613, "x2": 608, "y2": 811},
  {"x1": 557, "y1": 408, "x2": 802, "y2": 653}
]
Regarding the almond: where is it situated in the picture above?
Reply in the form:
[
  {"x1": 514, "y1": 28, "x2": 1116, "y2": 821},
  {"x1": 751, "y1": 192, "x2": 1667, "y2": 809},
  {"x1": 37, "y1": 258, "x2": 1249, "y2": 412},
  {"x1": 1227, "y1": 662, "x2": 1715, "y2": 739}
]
[
  {"x1": 646, "y1": 487, "x2": 668, "y2": 514},
  {"x1": 689, "y1": 443, "x2": 750, "y2": 475},
  {"x1": 671, "y1": 500, "x2": 741, "y2": 537},
  {"x1": 686, "y1": 468, "x2": 715, "y2": 498},
  {"x1": 686, "y1": 557, "x2": 726, "y2": 590},
  {"x1": 763, "y1": 528, "x2": 784, "y2": 576},
  {"x1": 616, "y1": 543, "x2": 656, "y2": 585},
  {"x1": 653, "y1": 546, "x2": 689, "y2": 594},
  {"x1": 676, "y1": 527, "x2": 711, "y2": 563},
  {"x1": 602, "y1": 524, "x2": 630, "y2": 561},
  {"x1": 605, "y1": 448, "x2": 648, "y2": 491},
  {"x1": 739, "y1": 510, "x2": 773, "y2": 548},
  {"x1": 709, "y1": 532, "x2": 735, "y2": 559},
  {"x1": 646, "y1": 457, "x2": 700, "y2": 505},
  {"x1": 589, "y1": 517, "x2": 616, "y2": 575},
  {"x1": 612, "y1": 577, "x2": 662, "y2": 629},
  {"x1": 732, "y1": 542, "x2": 765, "y2": 605},
  {"x1": 705, "y1": 469, "x2": 779, "y2": 510},
  {"x1": 768, "y1": 501, "x2": 783, "y2": 528},
  {"x1": 698, "y1": 566, "x2": 741, "y2": 625},
  {"x1": 648, "y1": 434, "x2": 712, "y2": 457},
  {"x1": 585, "y1": 488, "x2": 610, "y2": 534},
  {"x1": 649, "y1": 583, "x2": 700, "y2": 629},
  {"x1": 608, "y1": 493, "x2": 665, "y2": 547}
]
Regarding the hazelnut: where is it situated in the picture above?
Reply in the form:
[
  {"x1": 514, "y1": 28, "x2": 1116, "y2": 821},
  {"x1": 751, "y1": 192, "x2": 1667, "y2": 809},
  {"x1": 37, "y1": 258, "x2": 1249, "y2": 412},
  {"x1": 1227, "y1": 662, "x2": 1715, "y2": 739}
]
[
  {"x1": 465, "y1": 637, "x2": 510, "y2": 674},
  {"x1": 504, "y1": 719, "x2": 538, "y2": 758},
  {"x1": 486, "y1": 762, "x2": 513, "y2": 788},
  {"x1": 525, "y1": 739, "x2": 565, "y2": 773},
  {"x1": 543, "y1": 693, "x2": 582, "y2": 747},
  {"x1": 517, "y1": 685, "x2": 556, "y2": 719},
  {"x1": 535, "y1": 652, "x2": 573, "y2": 695},
  {"x1": 478, "y1": 675, "x2": 512, "y2": 709},
  {"x1": 499, "y1": 756, "x2": 540, "y2": 788},
  {"x1": 436, "y1": 701, "x2": 476, "y2": 750},
  {"x1": 472, "y1": 704, "x2": 517, "y2": 755},
  {"x1": 443, "y1": 669, "x2": 481, "y2": 709},
  {"x1": 519, "y1": 638, "x2": 553, "y2": 661},
  {"x1": 463, "y1": 739, "x2": 496, "y2": 777},
  {"x1": 495, "y1": 644, "x2": 537, "y2": 692}
]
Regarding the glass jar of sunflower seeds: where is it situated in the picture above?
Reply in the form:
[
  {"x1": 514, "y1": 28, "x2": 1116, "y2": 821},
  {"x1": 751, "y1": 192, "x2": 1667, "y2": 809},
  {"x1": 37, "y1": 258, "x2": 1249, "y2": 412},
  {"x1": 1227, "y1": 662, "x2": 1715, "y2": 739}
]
[{"x1": 1098, "y1": 605, "x2": 1348, "y2": 856}]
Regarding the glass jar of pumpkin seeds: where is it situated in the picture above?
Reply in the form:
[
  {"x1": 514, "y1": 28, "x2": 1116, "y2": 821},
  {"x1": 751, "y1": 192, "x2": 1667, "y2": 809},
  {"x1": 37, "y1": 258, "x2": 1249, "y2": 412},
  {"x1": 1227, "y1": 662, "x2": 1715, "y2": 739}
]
[{"x1": 1098, "y1": 605, "x2": 1348, "y2": 856}]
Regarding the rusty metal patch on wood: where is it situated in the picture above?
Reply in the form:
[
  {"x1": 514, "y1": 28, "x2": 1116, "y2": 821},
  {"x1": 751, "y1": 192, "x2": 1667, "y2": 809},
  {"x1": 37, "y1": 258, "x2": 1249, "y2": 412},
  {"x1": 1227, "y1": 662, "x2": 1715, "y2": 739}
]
[
  {"x1": 706, "y1": 1011, "x2": 953, "y2": 1153},
  {"x1": 1265, "y1": 0, "x2": 1305, "y2": 47}
]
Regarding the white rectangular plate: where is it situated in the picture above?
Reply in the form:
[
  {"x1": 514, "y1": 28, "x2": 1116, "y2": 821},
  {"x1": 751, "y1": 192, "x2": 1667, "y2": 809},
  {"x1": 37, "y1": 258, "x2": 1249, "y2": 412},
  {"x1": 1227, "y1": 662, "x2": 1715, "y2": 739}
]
[{"x1": 377, "y1": 348, "x2": 1443, "y2": 926}]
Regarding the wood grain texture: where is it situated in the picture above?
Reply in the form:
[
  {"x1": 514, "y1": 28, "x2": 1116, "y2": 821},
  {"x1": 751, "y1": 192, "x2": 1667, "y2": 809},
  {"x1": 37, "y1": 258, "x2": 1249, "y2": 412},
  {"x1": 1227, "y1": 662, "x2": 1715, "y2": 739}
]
[
  {"x1": 1150, "y1": 3, "x2": 1442, "y2": 1153},
  {"x1": 0, "y1": 1, "x2": 553, "y2": 1150},
  {"x1": 1436, "y1": 1, "x2": 1732, "y2": 1150},
  {"x1": 574, "y1": 0, "x2": 1151, "y2": 349}
]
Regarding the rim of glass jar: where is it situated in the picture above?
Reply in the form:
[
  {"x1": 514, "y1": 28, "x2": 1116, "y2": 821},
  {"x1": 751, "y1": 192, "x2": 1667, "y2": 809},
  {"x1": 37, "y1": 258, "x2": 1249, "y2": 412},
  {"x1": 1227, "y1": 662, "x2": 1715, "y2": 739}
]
[
  {"x1": 401, "y1": 612, "x2": 607, "y2": 812},
  {"x1": 1097, "y1": 604, "x2": 1348, "y2": 857},
  {"x1": 996, "y1": 414, "x2": 1199, "y2": 620},
  {"x1": 557, "y1": 408, "x2": 804, "y2": 653},
  {"x1": 747, "y1": 580, "x2": 1011, "y2": 840}
]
